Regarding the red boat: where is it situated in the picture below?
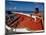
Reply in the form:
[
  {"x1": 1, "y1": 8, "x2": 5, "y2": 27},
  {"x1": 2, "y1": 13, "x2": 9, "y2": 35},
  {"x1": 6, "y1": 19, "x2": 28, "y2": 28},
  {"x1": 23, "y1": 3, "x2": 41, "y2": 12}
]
[{"x1": 16, "y1": 13, "x2": 43, "y2": 29}]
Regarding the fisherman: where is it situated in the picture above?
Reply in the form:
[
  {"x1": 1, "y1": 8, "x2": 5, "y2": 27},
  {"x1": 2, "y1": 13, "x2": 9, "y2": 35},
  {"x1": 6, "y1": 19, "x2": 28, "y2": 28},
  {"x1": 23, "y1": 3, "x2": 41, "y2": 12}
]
[
  {"x1": 33, "y1": 8, "x2": 43, "y2": 17},
  {"x1": 32, "y1": 8, "x2": 44, "y2": 30}
]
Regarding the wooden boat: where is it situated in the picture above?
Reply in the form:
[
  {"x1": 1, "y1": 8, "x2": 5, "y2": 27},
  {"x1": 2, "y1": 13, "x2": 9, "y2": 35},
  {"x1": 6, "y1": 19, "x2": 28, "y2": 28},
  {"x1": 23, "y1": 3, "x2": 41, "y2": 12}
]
[{"x1": 6, "y1": 12, "x2": 44, "y2": 32}]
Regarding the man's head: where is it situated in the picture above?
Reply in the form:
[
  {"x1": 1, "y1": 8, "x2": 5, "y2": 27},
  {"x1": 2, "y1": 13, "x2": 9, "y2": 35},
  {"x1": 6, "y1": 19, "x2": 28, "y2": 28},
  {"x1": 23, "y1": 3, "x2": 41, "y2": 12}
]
[
  {"x1": 35, "y1": 8, "x2": 39, "y2": 14},
  {"x1": 36, "y1": 8, "x2": 39, "y2": 11}
]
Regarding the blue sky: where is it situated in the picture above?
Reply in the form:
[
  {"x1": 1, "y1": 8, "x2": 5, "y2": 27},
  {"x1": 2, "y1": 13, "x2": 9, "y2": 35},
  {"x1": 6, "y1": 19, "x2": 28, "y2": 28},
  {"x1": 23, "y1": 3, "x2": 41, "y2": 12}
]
[{"x1": 6, "y1": 1, "x2": 44, "y2": 12}]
